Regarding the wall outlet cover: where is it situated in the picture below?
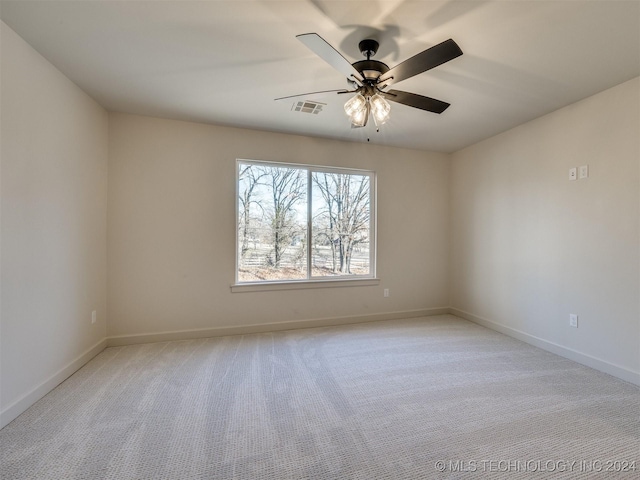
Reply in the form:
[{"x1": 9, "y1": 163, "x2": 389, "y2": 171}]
[
  {"x1": 569, "y1": 314, "x2": 578, "y2": 327},
  {"x1": 579, "y1": 165, "x2": 589, "y2": 179}
]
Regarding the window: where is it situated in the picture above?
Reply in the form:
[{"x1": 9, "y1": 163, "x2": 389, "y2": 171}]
[{"x1": 236, "y1": 159, "x2": 375, "y2": 284}]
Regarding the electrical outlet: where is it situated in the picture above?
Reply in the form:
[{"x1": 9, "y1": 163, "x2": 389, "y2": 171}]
[
  {"x1": 569, "y1": 167, "x2": 577, "y2": 181},
  {"x1": 383, "y1": 288, "x2": 390, "y2": 297},
  {"x1": 569, "y1": 314, "x2": 578, "y2": 328},
  {"x1": 92, "y1": 310, "x2": 97, "y2": 324}
]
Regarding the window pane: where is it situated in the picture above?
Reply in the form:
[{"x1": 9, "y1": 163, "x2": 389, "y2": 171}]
[
  {"x1": 237, "y1": 160, "x2": 375, "y2": 284},
  {"x1": 311, "y1": 172, "x2": 371, "y2": 277},
  {"x1": 238, "y1": 163, "x2": 307, "y2": 282}
]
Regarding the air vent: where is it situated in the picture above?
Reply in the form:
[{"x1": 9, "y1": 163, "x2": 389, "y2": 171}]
[{"x1": 292, "y1": 100, "x2": 325, "y2": 114}]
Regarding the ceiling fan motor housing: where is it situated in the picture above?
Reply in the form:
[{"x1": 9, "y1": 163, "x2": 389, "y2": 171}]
[{"x1": 352, "y1": 60, "x2": 390, "y2": 83}]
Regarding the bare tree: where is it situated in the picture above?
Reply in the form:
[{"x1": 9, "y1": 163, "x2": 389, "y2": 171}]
[
  {"x1": 239, "y1": 163, "x2": 371, "y2": 281},
  {"x1": 313, "y1": 172, "x2": 370, "y2": 274},
  {"x1": 265, "y1": 167, "x2": 306, "y2": 268},
  {"x1": 238, "y1": 164, "x2": 267, "y2": 258}
]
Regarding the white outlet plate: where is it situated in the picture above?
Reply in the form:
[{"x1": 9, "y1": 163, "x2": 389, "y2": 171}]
[
  {"x1": 383, "y1": 288, "x2": 389, "y2": 297},
  {"x1": 569, "y1": 167, "x2": 577, "y2": 181},
  {"x1": 569, "y1": 314, "x2": 578, "y2": 328},
  {"x1": 579, "y1": 165, "x2": 589, "y2": 179},
  {"x1": 91, "y1": 310, "x2": 97, "y2": 324}
]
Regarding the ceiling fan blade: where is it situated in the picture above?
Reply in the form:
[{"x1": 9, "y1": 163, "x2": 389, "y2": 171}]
[
  {"x1": 297, "y1": 33, "x2": 364, "y2": 83},
  {"x1": 275, "y1": 89, "x2": 349, "y2": 102},
  {"x1": 383, "y1": 89, "x2": 451, "y2": 114},
  {"x1": 274, "y1": 88, "x2": 350, "y2": 102},
  {"x1": 381, "y1": 39, "x2": 462, "y2": 87}
]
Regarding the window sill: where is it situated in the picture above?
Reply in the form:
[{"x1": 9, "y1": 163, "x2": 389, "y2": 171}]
[{"x1": 231, "y1": 278, "x2": 380, "y2": 293}]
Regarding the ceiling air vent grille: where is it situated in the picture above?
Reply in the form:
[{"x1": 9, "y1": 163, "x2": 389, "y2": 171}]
[{"x1": 292, "y1": 100, "x2": 325, "y2": 114}]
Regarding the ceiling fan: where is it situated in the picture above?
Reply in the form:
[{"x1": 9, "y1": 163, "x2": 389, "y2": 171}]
[{"x1": 276, "y1": 33, "x2": 463, "y2": 128}]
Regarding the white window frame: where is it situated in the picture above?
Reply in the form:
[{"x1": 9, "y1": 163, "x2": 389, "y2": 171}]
[{"x1": 233, "y1": 159, "x2": 377, "y2": 292}]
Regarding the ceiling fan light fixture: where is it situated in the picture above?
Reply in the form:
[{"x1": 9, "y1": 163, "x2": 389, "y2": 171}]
[
  {"x1": 344, "y1": 93, "x2": 367, "y2": 116},
  {"x1": 350, "y1": 102, "x2": 369, "y2": 127},
  {"x1": 344, "y1": 92, "x2": 389, "y2": 128},
  {"x1": 370, "y1": 93, "x2": 391, "y2": 125}
]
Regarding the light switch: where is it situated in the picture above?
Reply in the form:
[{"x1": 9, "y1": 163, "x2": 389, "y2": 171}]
[
  {"x1": 569, "y1": 314, "x2": 578, "y2": 328},
  {"x1": 579, "y1": 165, "x2": 589, "y2": 179}
]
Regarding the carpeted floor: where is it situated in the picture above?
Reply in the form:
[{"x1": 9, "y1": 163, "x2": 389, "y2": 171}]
[{"x1": 1, "y1": 315, "x2": 638, "y2": 479}]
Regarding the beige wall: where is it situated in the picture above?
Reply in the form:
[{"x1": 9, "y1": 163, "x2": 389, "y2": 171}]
[
  {"x1": 107, "y1": 113, "x2": 450, "y2": 338},
  {"x1": 450, "y1": 77, "x2": 640, "y2": 380},
  {"x1": 2, "y1": 16, "x2": 637, "y2": 428},
  {"x1": 1, "y1": 22, "x2": 109, "y2": 426}
]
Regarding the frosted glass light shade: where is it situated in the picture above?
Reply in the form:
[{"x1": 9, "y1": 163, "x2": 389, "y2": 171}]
[
  {"x1": 344, "y1": 93, "x2": 367, "y2": 116},
  {"x1": 370, "y1": 94, "x2": 390, "y2": 125},
  {"x1": 350, "y1": 103, "x2": 369, "y2": 127}
]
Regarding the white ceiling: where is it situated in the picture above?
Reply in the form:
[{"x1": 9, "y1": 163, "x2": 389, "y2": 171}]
[{"x1": 1, "y1": 0, "x2": 639, "y2": 153}]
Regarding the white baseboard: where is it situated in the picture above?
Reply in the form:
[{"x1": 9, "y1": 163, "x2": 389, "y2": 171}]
[
  {"x1": 0, "y1": 338, "x2": 107, "y2": 429},
  {"x1": 106, "y1": 307, "x2": 451, "y2": 347},
  {"x1": 450, "y1": 307, "x2": 640, "y2": 386}
]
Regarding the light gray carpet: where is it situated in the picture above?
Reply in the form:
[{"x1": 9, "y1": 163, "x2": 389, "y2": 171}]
[{"x1": 1, "y1": 315, "x2": 638, "y2": 479}]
